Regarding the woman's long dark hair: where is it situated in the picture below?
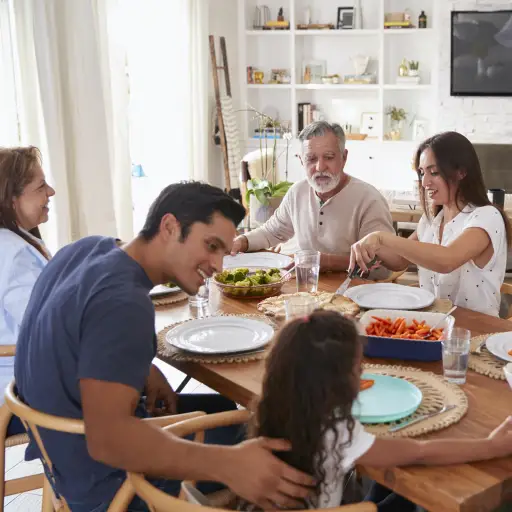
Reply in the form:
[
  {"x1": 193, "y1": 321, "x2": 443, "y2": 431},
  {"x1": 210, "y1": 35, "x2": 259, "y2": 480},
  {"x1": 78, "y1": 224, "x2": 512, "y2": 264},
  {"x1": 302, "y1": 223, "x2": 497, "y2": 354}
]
[
  {"x1": 414, "y1": 131, "x2": 512, "y2": 247},
  {"x1": 0, "y1": 146, "x2": 48, "y2": 258},
  {"x1": 248, "y1": 311, "x2": 363, "y2": 508}
]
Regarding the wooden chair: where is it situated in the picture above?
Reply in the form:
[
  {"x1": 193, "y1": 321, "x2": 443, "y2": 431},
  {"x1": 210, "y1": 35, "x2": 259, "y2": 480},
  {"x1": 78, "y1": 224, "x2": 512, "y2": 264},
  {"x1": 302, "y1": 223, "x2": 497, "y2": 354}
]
[
  {"x1": 500, "y1": 282, "x2": 512, "y2": 320},
  {"x1": 128, "y1": 410, "x2": 376, "y2": 511},
  {"x1": 4, "y1": 380, "x2": 205, "y2": 511},
  {"x1": 0, "y1": 345, "x2": 45, "y2": 507}
]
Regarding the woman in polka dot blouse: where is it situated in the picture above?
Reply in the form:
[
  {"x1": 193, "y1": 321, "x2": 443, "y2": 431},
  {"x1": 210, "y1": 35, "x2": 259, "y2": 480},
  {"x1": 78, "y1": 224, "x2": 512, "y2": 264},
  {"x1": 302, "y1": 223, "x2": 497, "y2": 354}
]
[{"x1": 350, "y1": 131, "x2": 511, "y2": 316}]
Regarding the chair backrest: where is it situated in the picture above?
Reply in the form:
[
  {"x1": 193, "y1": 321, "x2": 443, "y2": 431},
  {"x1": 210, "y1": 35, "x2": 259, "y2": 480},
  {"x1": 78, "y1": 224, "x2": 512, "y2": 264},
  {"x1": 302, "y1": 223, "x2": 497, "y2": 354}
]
[
  {"x1": 129, "y1": 409, "x2": 377, "y2": 512},
  {"x1": 4, "y1": 380, "x2": 205, "y2": 512}
]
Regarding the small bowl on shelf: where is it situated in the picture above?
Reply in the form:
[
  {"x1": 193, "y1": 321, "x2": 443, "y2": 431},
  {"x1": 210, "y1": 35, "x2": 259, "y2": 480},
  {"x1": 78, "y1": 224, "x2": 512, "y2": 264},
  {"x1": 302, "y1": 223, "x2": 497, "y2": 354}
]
[
  {"x1": 346, "y1": 133, "x2": 368, "y2": 141},
  {"x1": 213, "y1": 267, "x2": 292, "y2": 300}
]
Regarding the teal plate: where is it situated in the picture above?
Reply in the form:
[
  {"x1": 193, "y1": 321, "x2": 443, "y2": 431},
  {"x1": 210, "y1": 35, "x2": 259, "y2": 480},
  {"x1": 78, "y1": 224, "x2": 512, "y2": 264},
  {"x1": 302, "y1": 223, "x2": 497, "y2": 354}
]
[{"x1": 352, "y1": 374, "x2": 423, "y2": 424}]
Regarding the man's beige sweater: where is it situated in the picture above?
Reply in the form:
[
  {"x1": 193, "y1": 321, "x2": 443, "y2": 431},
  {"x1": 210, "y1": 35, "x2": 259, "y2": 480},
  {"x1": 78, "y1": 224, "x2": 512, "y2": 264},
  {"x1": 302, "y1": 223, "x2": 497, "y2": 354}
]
[{"x1": 246, "y1": 177, "x2": 394, "y2": 258}]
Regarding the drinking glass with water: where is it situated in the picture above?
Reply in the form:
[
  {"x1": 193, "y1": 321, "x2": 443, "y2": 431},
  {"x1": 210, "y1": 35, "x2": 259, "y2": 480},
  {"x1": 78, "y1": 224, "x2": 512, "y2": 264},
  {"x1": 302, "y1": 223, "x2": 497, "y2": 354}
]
[
  {"x1": 442, "y1": 327, "x2": 471, "y2": 385},
  {"x1": 284, "y1": 296, "x2": 318, "y2": 320},
  {"x1": 294, "y1": 250, "x2": 320, "y2": 293},
  {"x1": 188, "y1": 278, "x2": 210, "y2": 307}
]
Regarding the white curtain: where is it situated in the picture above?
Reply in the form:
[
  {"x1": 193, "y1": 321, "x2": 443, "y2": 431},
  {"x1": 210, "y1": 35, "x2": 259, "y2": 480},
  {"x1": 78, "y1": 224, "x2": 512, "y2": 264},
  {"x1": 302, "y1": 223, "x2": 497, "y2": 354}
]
[
  {"x1": 0, "y1": 0, "x2": 20, "y2": 146},
  {"x1": 8, "y1": 0, "x2": 133, "y2": 253},
  {"x1": 123, "y1": 0, "x2": 210, "y2": 233}
]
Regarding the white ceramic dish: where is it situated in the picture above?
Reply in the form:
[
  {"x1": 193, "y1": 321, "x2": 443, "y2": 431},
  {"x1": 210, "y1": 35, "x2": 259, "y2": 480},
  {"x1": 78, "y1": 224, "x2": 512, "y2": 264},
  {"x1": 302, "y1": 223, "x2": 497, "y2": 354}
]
[
  {"x1": 165, "y1": 316, "x2": 274, "y2": 354},
  {"x1": 358, "y1": 309, "x2": 455, "y2": 340},
  {"x1": 504, "y1": 363, "x2": 512, "y2": 389},
  {"x1": 345, "y1": 283, "x2": 435, "y2": 310},
  {"x1": 223, "y1": 252, "x2": 292, "y2": 270},
  {"x1": 149, "y1": 284, "x2": 181, "y2": 297},
  {"x1": 485, "y1": 333, "x2": 512, "y2": 362}
]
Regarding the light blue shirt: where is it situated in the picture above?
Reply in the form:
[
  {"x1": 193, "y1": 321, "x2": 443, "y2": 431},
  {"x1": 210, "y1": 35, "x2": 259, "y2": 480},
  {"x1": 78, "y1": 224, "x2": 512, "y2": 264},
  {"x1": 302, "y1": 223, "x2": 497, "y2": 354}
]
[{"x1": 0, "y1": 228, "x2": 48, "y2": 403}]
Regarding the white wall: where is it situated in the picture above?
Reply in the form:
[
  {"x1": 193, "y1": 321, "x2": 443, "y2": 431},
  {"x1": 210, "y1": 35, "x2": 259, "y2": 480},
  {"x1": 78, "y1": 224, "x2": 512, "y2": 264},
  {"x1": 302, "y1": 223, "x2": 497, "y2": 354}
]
[
  {"x1": 207, "y1": 0, "x2": 241, "y2": 188},
  {"x1": 436, "y1": 0, "x2": 512, "y2": 142}
]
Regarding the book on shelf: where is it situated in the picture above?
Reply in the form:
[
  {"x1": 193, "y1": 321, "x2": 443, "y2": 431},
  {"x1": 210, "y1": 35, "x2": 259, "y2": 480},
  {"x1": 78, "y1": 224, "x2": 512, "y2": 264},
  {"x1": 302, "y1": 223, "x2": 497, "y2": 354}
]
[
  {"x1": 396, "y1": 76, "x2": 421, "y2": 85},
  {"x1": 384, "y1": 21, "x2": 415, "y2": 29}
]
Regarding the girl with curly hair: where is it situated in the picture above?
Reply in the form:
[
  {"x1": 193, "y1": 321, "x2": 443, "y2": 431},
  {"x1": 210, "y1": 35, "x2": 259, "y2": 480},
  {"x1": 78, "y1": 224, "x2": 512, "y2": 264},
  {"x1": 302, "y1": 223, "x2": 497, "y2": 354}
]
[{"x1": 244, "y1": 310, "x2": 512, "y2": 510}]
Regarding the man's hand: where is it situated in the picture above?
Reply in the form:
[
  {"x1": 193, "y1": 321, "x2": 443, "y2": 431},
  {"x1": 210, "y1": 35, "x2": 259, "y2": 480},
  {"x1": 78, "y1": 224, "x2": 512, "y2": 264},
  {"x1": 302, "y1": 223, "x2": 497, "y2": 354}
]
[
  {"x1": 230, "y1": 235, "x2": 249, "y2": 255},
  {"x1": 145, "y1": 364, "x2": 177, "y2": 416},
  {"x1": 221, "y1": 437, "x2": 315, "y2": 509}
]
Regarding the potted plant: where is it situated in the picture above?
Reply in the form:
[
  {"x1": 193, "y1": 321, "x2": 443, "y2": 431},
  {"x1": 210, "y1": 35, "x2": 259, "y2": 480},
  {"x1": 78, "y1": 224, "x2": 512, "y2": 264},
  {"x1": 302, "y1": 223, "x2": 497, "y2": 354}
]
[
  {"x1": 242, "y1": 107, "x2": 294, "y2": 226},
  {"x1": 408, "y1": 60, "x2": 419, "y2": 77},
  {"x1": 385, "y1": 106, "x2": 408, "y2": 141}
]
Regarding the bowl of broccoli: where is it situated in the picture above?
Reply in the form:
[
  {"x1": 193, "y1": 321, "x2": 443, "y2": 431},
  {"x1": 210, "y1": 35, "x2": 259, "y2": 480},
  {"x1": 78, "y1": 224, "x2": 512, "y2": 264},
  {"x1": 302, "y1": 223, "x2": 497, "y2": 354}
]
[{"x1": 213, "y1": 267, "x2": 290, "y2": 299}]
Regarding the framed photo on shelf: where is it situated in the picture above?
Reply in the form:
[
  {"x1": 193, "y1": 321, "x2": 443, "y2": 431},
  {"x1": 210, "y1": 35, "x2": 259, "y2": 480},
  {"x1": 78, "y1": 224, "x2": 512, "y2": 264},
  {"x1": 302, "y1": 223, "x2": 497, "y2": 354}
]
[
  {"x1": 360, "y1": 112, "x2": 381, "y2": 139},
  {"x1": 302, "y1": 60, "x2": 326, "y2": 84},
  {"x1": 413, "y1": 119, "x2": 428, "y2": 141},
  {"x1": 337, "y1": 7, "x2": 354, "y2": 29}
]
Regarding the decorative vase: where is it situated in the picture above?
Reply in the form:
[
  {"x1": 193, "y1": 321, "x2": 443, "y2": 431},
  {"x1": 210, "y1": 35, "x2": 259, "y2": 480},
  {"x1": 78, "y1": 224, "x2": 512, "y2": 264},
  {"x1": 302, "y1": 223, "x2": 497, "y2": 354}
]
[
  {"x1": 389, "y1": 119, "x2": 404, "y2": 140},
  {"x1": 351, "y1": 55, "x2": 370, "y2": 76},
  {"x1": 398, "y1": 58, "x2": 409, "y2": 77},
  {"x1": 249, "y1": 195, "x2": 283, "y2": 228},
  {"x1": 409, "y1": 69, "x2": 419, "y2": 77},
  {"x1": 354, "y1": 0, "x2": 362, "y2": 29}
]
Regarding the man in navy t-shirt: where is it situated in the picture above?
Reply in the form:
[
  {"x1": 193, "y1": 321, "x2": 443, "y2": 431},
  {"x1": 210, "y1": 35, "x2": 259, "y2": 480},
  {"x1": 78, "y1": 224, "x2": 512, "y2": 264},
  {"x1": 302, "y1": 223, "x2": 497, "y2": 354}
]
[{"x1": 15, "y1": 182, "x2": 314, "y2": 511}]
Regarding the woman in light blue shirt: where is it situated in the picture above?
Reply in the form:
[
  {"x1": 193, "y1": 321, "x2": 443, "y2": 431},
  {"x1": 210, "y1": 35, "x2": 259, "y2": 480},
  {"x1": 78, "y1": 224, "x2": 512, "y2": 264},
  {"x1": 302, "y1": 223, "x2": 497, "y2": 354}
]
[{"x1": 0, "y1": 146, "x2": 55, "y2": 435}]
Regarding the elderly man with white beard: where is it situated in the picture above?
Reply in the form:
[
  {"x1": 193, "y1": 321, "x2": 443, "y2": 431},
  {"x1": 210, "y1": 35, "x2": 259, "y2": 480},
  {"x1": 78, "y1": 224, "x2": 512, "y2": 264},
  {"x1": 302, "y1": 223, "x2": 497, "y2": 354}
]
[{"x1": 231, "y1": 121, "x2": 394, "y2": 275}]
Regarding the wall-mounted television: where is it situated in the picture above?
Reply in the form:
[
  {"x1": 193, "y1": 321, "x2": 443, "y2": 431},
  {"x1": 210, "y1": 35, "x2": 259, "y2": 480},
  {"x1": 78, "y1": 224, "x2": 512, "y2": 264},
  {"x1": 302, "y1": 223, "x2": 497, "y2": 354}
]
[{"x1": 451, "y1": 10, "x2": 512, "y2": 96}]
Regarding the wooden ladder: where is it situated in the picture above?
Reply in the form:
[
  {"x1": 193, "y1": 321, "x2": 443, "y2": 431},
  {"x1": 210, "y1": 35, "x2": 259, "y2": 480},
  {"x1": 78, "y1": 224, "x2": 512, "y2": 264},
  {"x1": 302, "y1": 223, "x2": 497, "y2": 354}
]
[{"x1": 209, "y1": 35, "x2": 232, "y2": 193}]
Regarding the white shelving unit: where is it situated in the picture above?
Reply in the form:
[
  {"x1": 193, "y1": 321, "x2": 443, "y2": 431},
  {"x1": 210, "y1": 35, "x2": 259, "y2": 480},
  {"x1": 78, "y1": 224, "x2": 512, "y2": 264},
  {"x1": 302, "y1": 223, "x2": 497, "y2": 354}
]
[{"x1": 237, "y1": 0, "x2": 440, "y2": 191}]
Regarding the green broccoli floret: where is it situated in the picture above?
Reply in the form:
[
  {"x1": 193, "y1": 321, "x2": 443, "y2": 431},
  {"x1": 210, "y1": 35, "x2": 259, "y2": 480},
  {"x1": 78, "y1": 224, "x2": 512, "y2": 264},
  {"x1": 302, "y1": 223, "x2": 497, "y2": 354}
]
[
  {"x1": 233, "y1": 270, "x2": 247, "y2": 282},
  {"x1": 268, "y1": 274, "x2": 281, "y2": 283},
  {"x1": 268, "y1": 268, "x2": 281, "y2": 276}
]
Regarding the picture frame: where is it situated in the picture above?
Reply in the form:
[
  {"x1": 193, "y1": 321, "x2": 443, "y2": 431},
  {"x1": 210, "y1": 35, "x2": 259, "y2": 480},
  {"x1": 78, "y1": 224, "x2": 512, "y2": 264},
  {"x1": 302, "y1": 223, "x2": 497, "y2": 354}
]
[
  {"x1": 302, "y1": 60, "x2": 326, "y2": 84},
  {"x1": 337, "y1": 7, "x2": 354, "y2": 30},
  {"x1": 360, "y1": 112, "x2": 381, "y2": 139},
  {"x1": 412, "y1": 119, "x2": 428, "y2": 141}
]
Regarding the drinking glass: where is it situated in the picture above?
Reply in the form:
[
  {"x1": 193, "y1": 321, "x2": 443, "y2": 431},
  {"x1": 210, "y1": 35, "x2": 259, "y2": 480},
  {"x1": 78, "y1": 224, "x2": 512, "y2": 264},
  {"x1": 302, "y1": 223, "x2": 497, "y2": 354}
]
[
  {"x1": 294, "y1": 250, "x2": 320, "y2": 293},
  {"x1": 284, "y1": 296, "x2": 318, "y2": 321},
  {"x1": 188, "y1": 278, "x2": 210, "y2": 307},
  {"x1": 442, "y1": 327, "x2": 471, "y2": 384}
]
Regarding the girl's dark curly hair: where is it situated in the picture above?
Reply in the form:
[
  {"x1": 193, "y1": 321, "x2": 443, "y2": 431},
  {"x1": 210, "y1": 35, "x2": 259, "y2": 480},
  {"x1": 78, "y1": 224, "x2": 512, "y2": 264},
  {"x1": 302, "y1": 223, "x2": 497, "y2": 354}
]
[{"x1": 248, "y1": 310, "x2": 363, "y2": 508}]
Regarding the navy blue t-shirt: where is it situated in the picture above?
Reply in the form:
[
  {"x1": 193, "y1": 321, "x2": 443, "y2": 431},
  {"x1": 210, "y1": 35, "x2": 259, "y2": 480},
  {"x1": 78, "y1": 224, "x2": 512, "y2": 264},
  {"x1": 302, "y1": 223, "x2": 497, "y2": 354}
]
[{"x1": 15, "y1": 236, "x2": 156, "y2": 504}]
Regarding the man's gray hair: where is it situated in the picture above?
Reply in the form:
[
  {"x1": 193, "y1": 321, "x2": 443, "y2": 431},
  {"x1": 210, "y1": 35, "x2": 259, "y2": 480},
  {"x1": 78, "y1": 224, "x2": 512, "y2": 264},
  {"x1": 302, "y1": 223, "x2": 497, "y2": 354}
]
[{"x1": 298, "y1": 121, "x2": 346, "y2": 152}]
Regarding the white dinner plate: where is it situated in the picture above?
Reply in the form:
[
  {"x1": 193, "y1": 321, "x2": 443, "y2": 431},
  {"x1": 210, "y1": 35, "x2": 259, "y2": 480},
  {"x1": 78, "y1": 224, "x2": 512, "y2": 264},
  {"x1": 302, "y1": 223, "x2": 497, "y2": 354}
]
[
  {"x1": 485, "y1": 333, "x2": 512, "y2": 362},
  {"x1": 149, "y1": 284, "x2": 181, "y2": 297},
  {"x1": 165, "y1": 316, "x2": 274, "y2": 354},
  {"x1": 344, "y1": 283, "x2": 435, "y2": 310},
  {"x1": 223, "y1": 252, "x2": 292, "y2": 269}
]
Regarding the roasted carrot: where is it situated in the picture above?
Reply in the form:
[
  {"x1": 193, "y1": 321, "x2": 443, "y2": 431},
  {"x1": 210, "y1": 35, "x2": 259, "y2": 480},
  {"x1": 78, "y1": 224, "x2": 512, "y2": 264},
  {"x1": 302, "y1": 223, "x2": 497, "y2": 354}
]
[{"x1": 360, "y1": 379, "x2": 375, "y2": 391}]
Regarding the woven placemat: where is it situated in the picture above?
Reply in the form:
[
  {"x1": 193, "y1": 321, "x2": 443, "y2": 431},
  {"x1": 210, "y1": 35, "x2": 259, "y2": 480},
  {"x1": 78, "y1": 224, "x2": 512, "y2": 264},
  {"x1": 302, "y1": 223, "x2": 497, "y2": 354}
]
[
  {"x1": 421, "y1": 298, "x2": 453, "y2": 314},
  {"x1": 361, "y1": 364, "x2": 468, "y2": 438},
  {"x1": 157, "y1": 314, "x2": 277, "y2": 364},
  {"x1": 468, "y1": 334, "x2": 507, "y2": 380},
  {"x1": 151, "y1": 291, "x2": 188, "y2": 307}
]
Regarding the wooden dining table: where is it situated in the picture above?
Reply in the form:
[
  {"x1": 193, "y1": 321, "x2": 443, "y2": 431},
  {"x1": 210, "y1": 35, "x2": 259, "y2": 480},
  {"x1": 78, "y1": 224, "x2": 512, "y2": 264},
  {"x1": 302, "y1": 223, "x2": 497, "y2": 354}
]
[{"x1": 155, "y1": 273, "x2": 512, "y2": 512}]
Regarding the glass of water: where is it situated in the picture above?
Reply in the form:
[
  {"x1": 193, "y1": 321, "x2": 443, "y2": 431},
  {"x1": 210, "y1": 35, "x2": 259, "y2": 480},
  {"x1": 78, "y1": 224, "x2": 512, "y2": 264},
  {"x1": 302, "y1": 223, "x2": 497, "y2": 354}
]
[
  {"x1": 294, "y1": 250, "x2": 321, "y2": 293},
  {"x1": 188, "y1": 278, "x2": 210, "y2": 307},
  {"x1": 284, "y1": 296, "x2": 318, "y2": 321},
  {"x1": 442, "y1": 327, "x2": 471, "y2": 385}
]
